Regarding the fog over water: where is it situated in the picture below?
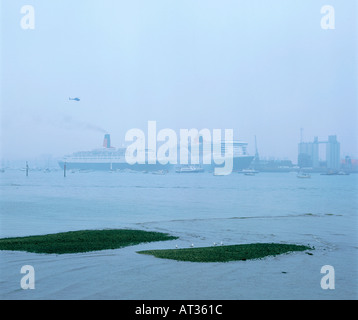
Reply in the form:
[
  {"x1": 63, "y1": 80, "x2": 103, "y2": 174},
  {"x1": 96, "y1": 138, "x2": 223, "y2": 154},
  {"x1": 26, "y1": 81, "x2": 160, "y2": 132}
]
[{"x1": 1, "y1": 0, "x2": 357, "y2": 162}]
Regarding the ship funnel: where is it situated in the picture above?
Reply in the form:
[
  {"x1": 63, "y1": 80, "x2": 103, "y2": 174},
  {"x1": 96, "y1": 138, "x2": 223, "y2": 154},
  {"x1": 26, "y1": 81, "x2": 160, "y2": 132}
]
[{"x1": 103, "y1": 134, "x2": 111, "y2": 148}]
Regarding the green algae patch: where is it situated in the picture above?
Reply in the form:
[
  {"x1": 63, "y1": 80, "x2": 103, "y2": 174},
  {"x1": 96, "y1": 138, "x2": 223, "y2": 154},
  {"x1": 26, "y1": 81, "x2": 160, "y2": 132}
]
[
  {"x1": 0, "y1": 229, "x2": 178, "y2": 254},
  {"x1": 137, "y1": 243, "x2": 312, "y2": 263}
]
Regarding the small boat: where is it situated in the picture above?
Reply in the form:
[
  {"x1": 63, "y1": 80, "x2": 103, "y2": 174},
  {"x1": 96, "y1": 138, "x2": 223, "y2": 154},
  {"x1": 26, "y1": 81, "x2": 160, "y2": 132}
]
[
  {"x1": 175, "y1": 165, "x2": 204, "y2": 173},
  {"x1": 337, "y1": 171, "x2": 350, "y2": 175},
  {"x1": 297, "y1": 172, "x2": 311, "y2": 178},
  {"x1": 244, "y1": 172, "x2": 255, "y2": 176},
  {"x1": 321, "y1": 170, "x2": 338, "y2": 175},
  {"x1": 152, "y1": 170, "x2": 167, "y2": 175},
  {"x1": 239, "y1": 169, "x2": 259, "y2": 175}
]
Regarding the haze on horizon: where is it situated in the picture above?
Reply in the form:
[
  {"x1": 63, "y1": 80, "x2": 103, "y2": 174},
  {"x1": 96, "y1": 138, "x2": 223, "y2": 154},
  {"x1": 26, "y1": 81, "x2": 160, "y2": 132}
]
[{"x1": 1, "y1": 0, "x2": 357, "y2": 163}]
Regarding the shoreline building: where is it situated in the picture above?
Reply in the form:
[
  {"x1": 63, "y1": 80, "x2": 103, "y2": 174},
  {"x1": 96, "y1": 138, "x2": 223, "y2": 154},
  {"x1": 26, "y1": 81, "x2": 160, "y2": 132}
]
[
  {"x1": 298, "y1": 135, "x2": 340, "y2": 171},
  {"x1": 326, "y1": 135, "x2": 340, "y2": 170},
  {"x1": 297, "y1": 136, "x2": 319, "y2": 168}
]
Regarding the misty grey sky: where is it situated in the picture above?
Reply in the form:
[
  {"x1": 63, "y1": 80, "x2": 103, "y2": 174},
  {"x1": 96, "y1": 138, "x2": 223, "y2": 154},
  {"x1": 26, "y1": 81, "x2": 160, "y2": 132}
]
[{"x1": 1, "y1": 0, "x2": 357, "y2": 161}]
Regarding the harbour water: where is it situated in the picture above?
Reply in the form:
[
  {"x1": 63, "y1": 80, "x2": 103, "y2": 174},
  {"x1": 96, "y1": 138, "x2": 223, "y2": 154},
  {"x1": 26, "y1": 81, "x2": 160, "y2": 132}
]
[{"x1": 0, "y1": 170, "x2": 357, "y2": 299}]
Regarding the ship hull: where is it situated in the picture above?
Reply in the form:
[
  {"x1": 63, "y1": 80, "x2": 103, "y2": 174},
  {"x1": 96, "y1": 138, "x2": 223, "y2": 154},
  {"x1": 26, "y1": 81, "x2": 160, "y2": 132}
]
[
  {"x1": 58, "y1": 161, "x2": 172, "y2": 172},
  {"x1": 234, "y1": 155, "x2": 254, "y2": 171},
  {"x1": 202, "y1": 155, "x2": 254, "y2": 173},
  {"x1": 58, "y1": 156, "x2": 254, "y2": 172}
]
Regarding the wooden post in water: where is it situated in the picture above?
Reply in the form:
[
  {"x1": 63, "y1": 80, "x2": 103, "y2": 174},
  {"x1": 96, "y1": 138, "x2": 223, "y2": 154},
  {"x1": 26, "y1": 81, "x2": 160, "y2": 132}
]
[
  {"x1": 64, "y1": 162, "x2": 67, "y2": 177},
  {"x1": 26, "y1": 161, "x2": 29, "y2": 177}
]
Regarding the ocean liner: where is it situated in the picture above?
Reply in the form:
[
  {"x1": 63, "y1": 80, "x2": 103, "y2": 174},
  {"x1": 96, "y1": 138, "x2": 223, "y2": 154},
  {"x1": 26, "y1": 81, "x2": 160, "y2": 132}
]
[{"x1": 58, "y1": 134, "x2": 253, "y2": 172}]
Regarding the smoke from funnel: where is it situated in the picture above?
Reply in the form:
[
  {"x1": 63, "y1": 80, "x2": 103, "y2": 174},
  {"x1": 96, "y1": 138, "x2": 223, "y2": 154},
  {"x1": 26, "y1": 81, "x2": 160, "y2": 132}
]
[{"x1": 61, "y1": 115, "x2": 107, "y2": 133}]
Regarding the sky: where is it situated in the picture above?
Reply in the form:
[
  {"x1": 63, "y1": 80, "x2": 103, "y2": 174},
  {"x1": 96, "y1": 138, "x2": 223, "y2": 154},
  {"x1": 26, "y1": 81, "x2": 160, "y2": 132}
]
[{"x1": 1, "y1": 0, "x2": 357, "y2": 162}]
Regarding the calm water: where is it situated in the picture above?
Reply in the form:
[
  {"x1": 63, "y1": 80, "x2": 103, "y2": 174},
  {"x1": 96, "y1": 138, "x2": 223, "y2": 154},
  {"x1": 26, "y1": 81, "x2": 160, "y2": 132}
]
[{"x1": 1, "y1": 170, "x2": 357, "y2": 299}]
